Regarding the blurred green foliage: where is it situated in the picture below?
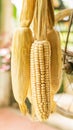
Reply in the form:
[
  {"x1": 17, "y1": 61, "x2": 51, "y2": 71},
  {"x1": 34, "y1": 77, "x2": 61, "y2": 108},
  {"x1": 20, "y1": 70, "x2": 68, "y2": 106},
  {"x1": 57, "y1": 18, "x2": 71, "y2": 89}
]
[{"x1": 12, "y1": 4, "x2": 17, "y2": 19}]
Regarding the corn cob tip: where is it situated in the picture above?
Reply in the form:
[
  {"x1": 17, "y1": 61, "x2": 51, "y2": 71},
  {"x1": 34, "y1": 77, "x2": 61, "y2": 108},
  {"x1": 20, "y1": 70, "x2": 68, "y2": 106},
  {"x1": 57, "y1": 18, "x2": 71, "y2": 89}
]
[
  {"x1": 50, "y1": 90, "x2": 56, "y2": 113},
  {"x1": 19, "y1": 103, "x2": 28, "y2": 115},
  {"x1": 51, "y1": 100, "x2": 56, "y2": 113}
]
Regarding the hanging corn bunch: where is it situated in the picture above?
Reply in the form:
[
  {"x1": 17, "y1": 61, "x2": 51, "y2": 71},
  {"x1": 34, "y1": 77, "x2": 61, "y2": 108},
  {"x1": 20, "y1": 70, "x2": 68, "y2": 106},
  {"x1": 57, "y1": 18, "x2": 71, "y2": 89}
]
[
  {"x1": 11, "y1": 0, "x2": 62, "y2": 121},
  {"x1": 11, "y1": 0, "x2": 35, "y2": 114}
]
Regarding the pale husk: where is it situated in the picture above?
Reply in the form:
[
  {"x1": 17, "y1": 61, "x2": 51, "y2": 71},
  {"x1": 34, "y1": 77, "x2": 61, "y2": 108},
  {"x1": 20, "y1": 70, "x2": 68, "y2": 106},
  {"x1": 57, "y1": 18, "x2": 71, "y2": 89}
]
[
  {"x1": 47, "y1": 29, "x2": 62, "y2": 93},
  {"x1": 20, "y1": 0, "x2": 35, "y2": 27},
  {"x1": 11, "y1": 27, "x2": 33, "y2": 113}
]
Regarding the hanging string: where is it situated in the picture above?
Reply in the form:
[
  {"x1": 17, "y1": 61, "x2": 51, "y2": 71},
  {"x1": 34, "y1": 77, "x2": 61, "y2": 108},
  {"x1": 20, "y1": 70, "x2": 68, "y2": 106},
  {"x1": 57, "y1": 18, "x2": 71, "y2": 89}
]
[{"x1": 64, "y1": 12, "x2": 73, "y2": 64}]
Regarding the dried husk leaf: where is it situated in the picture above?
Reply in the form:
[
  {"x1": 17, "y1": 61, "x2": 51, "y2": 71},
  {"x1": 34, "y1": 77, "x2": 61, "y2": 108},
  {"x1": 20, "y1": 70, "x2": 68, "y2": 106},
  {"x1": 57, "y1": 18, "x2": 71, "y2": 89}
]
[
  {"x1": 47, "y1": 29, "x2": 62, "y2": 93},
  {"x1": 20, "y1": 0, "x2": 36, "y2": 27},
  {"x1": 47, "y1": 0, "x2": 55, "y2": 29},
  {"x1": 11, "y1": 27, "x2": 33, "y2": 114}
]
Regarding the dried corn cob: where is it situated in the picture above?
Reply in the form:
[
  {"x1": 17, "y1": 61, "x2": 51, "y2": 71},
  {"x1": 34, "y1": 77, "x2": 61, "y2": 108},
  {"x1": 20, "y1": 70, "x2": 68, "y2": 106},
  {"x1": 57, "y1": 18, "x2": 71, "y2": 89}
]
[
  {"x1": 47, "y1": 29, "x2": 62, "y2": 93},
  {"x1": 30, "y1": 0, "x2": 54, "y2": 120},
  {"x1": 20, "y1": 0, "x2": 35, "y2": 27},
  {"x1": 30, "y1": 40, "x2": 51, "y2": 121},
  {"x1": 11, "y1": 27, "x2": 33, "y2": 114}
]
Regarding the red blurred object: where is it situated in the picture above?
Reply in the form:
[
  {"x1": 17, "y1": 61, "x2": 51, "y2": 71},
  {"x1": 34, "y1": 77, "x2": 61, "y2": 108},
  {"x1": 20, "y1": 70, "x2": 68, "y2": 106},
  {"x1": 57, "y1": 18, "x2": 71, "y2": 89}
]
[
  {"x1": 0, "y1": 48, "x2": 11, "y2": 72},
  {"x1": 0, "y1": 32, "x2": 12, "y2": 48}
]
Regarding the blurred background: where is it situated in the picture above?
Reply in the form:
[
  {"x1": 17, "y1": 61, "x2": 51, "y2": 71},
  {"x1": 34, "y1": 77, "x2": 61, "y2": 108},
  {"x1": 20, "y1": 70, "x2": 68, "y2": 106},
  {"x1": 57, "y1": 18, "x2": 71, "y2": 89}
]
[{"x1": 0, "y1": 0, "x2": 73, "y2": 130}]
